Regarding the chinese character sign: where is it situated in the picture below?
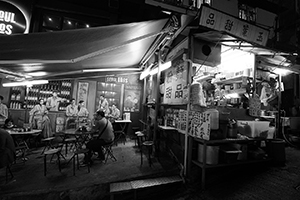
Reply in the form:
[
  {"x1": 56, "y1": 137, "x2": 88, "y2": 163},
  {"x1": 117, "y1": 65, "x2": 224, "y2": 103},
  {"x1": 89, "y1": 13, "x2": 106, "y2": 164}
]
[
  {"x1": 199, "y1": 6, "x2": 269, "y2": 46},
  {"x1": 163, "y1": 59, "x2": 188, "y2": 104}
]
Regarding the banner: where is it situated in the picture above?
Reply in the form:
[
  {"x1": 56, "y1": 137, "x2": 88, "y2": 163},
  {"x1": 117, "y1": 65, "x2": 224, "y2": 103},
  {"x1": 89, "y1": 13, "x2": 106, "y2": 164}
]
[
  {"x1": 199, "y1": 5, "x2": 269, "y2": 46},
  {"x1": 163, "y1": 57, "x2": 189, "y2": 105}
]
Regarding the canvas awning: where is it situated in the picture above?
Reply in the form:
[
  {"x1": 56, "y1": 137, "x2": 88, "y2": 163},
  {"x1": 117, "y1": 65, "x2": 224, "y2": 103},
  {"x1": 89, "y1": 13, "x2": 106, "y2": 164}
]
[{"x1": 0, "y1": 18, "x2": 170, "y2": 80}]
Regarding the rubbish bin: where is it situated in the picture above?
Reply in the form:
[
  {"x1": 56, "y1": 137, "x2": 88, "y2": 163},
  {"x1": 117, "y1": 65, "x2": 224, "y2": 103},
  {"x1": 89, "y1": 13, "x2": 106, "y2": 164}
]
[{"x1": 266, "y1": 139, "x2": 286, "y2": 165}]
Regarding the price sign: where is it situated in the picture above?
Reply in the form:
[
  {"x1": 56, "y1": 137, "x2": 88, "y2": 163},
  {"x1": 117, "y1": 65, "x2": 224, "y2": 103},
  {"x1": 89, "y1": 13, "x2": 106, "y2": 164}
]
[{"x1": 163, "y1": 58, "x2": 188, "y2": 104}]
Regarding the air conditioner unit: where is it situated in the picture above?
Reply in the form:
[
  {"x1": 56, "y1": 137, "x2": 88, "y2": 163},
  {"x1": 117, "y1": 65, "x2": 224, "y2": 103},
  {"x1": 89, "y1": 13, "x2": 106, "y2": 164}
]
[{"x1": 192, "y1": 38, "x2": 221, "y2": 67}]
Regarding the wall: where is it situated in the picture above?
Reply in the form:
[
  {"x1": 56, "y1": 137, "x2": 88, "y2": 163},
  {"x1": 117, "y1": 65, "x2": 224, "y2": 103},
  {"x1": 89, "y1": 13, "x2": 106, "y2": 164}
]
[{"x1": 72, "y1": 74, "x2": 144, "y2": 136}]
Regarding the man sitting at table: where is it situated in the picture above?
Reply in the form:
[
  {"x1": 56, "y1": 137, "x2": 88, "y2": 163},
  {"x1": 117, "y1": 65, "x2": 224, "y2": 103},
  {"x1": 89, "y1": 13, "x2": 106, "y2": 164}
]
[
  {"x1": 107, "y1": 104, "x2": 120, "y2": 122},
  {"x1": 65, "y1": 98, "x2": 78, "y2": 129},
  {"x1": 83, "y1": 110, "x2": 114, "y2": 164},
  {"x1": 0, "y1": 128, "x2": 16, "y2": 169}
]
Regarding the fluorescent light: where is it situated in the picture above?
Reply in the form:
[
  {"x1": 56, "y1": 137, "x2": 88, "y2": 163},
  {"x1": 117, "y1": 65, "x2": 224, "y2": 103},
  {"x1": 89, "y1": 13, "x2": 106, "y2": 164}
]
[
  {"x1": 150, "y1": 67, "x2": 159, "y2": 75},
  {"x1": 273, "y1": 68, "x2": 291, "y2": 76},
  {"x1": 141, "y1": 61, "x2": 172, "y2": 79},
  {"x1": 27, "y1": 72, "x2": 48, "y2": 77},
  {"x1": 82, "y1": 68, "x2": 140, "y2": 73},
  {"x1": 140, "y1": 67, "x2": 151, "y2": 80},
  {"x1": 3, "y1": 80, "x2": 49, "y2": 87}
]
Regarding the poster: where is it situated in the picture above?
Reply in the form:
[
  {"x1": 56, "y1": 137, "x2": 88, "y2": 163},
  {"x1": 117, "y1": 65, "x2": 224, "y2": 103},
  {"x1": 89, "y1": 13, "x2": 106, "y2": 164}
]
[
  {"x1": 124, "y1": 89, "x2": 141, "y2": 112},
  {"x1": 77, "y1": 82, "x2": 89, "y2": 104}
]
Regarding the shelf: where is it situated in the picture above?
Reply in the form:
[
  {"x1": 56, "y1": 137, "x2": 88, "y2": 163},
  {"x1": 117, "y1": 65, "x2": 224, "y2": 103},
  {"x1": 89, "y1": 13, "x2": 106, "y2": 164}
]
[
  {"x1": 192, "y1": 157, "x2": 272, "y2": 169},
  {"x1": 215, "y1": 76, "x2": 250, "y2": 85},
  {"x1": 192, "y1": 137, "x2": 270, "y2": 145},
  {"x1": 160, "y1": 103, "x2": 187, "y2": 107},
  {"x1": 158, "y1": 125, "x2": 186, "y2": 134}
]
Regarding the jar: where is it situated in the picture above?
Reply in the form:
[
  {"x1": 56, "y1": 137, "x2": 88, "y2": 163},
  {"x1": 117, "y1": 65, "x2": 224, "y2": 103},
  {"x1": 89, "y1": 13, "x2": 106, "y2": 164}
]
[
  {"x1": 227, "y1": 119, "x2": 237, "y2": 138},
  {"x1": 207, "y1": 109, "x2": 219, "y2": 130}
]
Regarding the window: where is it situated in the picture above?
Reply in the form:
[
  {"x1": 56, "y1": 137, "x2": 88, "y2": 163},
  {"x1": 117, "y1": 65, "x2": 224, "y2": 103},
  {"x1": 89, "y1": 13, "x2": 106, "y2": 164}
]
[{"x1": 238, "y1": 4, "x2": 256, "y2": 23}]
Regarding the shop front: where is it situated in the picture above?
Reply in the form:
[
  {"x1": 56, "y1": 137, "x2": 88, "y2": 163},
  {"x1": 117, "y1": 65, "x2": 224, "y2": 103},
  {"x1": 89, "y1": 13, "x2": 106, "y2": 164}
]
[{"x1": 140, "y1": 5, "x2": 298, "y2": 189}]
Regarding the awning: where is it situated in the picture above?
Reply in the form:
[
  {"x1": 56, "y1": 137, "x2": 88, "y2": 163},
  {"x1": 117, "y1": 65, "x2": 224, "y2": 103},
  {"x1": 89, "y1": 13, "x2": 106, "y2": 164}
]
[
  {"x1": 0, "y1": 18, "x2": 169, "y2": 80},
  {"x1": 193, "y1": 30, "x2": 299, "y2": 74}
]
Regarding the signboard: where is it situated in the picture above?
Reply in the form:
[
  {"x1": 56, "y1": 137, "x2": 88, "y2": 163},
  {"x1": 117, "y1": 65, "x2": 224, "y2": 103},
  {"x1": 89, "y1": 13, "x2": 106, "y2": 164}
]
[
  {"x1": 199, "y1": 5, "x2": 269, "y2": 46},
  {"x1": 0, "y1": 0, "x2": 31, "y2": 35},
  {"x1": 163, "y1": 57, "x2": 188, "y2": 104},
  {"x1": 105, "y1": 76, "x2": 128, "y2": 84}
]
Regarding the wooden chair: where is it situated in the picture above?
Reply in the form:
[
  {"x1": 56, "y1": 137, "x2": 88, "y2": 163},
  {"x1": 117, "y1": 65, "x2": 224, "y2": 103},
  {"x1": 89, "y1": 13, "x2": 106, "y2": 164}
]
[
  {"x1": 102, "y1": 141, "x2": 117, "y2": 163},
  {"x1": 43, "y1": 148, "x2": 62, "y2": 176},
  {"x1": 70, "y1": 148, "x2": 91, "y2": 176}
]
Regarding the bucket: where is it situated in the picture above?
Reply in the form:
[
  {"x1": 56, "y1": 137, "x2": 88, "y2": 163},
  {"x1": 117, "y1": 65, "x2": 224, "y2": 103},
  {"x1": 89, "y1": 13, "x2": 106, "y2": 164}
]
[
  {"x1": 266, "y1": 139, "x2": 286, "y2": 165},
  {"x1": 198, "y1": 144, "x2": 219, "y2": 164}
]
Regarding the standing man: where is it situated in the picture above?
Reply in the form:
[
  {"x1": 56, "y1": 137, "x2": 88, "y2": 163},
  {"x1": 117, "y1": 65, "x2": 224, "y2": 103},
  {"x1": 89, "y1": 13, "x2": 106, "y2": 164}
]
[
  {"x1": 46, "y1": 90, "x2": 65, "y2": 112},
  {"x1": 0, "y1": 95, "x2": 8, "y2": 125},
  {"x1": 84, "y1": 110, "x2": 114, "y2": 164},
  {"x1": 98, "y1": 95, "x2": 110, "y2": 116}
]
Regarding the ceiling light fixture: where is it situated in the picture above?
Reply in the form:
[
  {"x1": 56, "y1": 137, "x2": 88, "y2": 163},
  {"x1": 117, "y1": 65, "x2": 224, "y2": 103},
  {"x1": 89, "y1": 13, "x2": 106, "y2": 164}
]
[
  {"x1": 82, "y1": 68, "x2": 140, "y2": 73},
  {"x1": 3, "y1": 80, "x2": 49, "y2": 87}
]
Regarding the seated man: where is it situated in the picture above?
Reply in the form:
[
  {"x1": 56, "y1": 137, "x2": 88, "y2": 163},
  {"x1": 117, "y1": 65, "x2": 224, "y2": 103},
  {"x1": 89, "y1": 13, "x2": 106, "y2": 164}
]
[
  {"x1": 65, "y1": 98, "x2": 78, "y2": 129},
  {"x1": 107, "y1": 104, "x2": 120, "y2": 122},
  {"x1": 0, "y1": 128, "x2": 16, "y2": 169},
  {"x1": 84, "y1": 110, "x2": 114, "y2": 164},
  {"x1": 4, "y1": 118, "x2": 14, "y2": 129},
  {"x1": 77, "y1": 100, "x2": 89, "y2": 125}
]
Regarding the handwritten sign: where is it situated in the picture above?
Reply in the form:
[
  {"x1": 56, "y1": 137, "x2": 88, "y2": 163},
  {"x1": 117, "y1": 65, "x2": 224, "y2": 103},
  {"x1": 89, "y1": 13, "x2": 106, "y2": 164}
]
[
  {"x1": 199, "y1": 5, "x2": 269, "y2": 46},
  {"x1": 163, "y1": 57, "x2": 188, "y2": 104},
  {"x1": 249, "y1": 96, "x2": 261, "y2": 117},
  {"x1": 189, "y1": 111, "x2": 211, "y2": 140}
]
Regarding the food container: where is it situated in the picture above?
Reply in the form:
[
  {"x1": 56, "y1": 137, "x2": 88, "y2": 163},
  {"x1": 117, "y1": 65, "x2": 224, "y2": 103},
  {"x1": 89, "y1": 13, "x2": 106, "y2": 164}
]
[
  {"x1": 219, "y1": 145, "x2": 242, "y2": 163},
  {"x1": 198, "y1": 144, "x2": 219, "y2": 165}
]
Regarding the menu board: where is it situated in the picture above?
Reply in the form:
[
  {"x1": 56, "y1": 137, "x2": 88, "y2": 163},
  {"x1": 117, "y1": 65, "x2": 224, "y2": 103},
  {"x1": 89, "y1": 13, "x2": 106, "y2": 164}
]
[{"x1": 163, "y1": 58, "x2": 188, "y2": 104}]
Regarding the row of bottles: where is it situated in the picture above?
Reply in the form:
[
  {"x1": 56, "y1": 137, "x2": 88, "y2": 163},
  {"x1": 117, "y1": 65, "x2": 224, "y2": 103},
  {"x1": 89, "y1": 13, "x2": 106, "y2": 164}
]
[
  {"x1": 10, "y1": 86, "x2": 22, "y2": 101},
  {"x1": 9, "y1": 80, "x2": 73, "y2": 110},
  {"x1": 10, "y1": 102, "x2": 22, "y2": 109}
]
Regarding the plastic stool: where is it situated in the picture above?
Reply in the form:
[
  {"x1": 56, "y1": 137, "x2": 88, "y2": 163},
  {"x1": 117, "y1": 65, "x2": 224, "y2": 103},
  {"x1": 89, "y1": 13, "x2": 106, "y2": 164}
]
[
  {"x1": 141, "y1": 141, "x2": 154, "y2": 167},
  {"x1": 136, "y1": 132, "x2": 145, "y2": 149}
]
